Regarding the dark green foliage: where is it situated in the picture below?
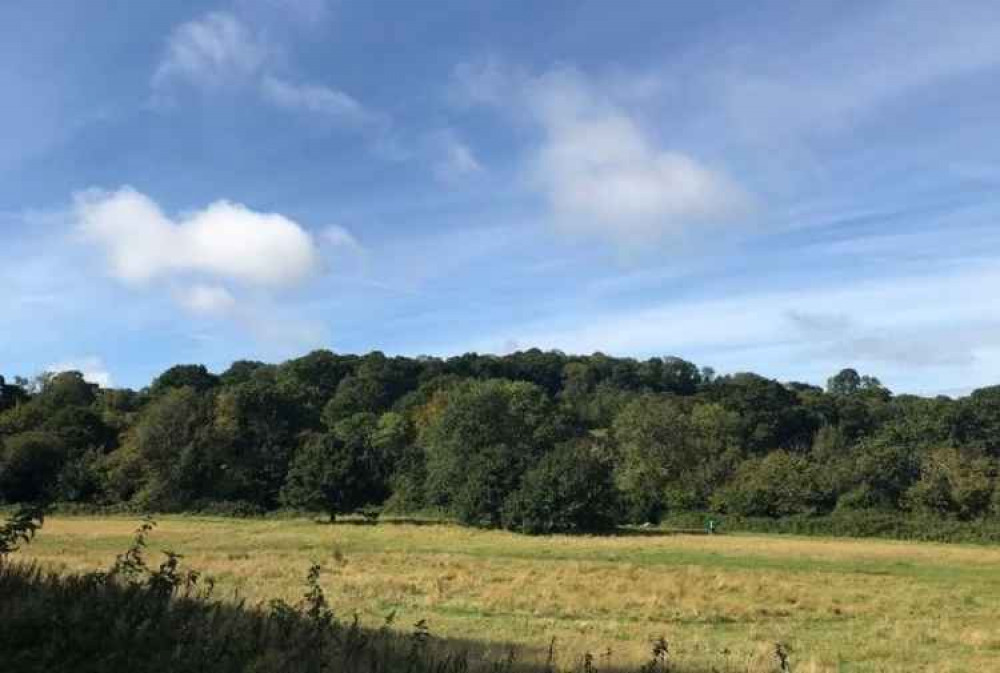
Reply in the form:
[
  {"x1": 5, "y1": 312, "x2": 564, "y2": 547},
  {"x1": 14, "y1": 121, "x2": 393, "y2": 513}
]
[
  {"x1": 0, "y1": 432, "x2": 68, "y2": 503},
  {"x1": 0, "y1": 505, "x2": 45, "y2": 559},
  {"x1": 280, "y1": 413, "x2": 388, "y2": 520},
  {"x1": 0, "y1": 376, "x2": 28, "y2": 413},
  {"x1": 218, "y1": 359, "x2": 269, "y2": 386},
  {"x1": 956, "y1": 386, "x2": 1000, "y2": 456},
  {"x1": 213, "y1": 379, "x2": 306, "y2": 506},
  {"x1": 836, "y1": 438, "x2": 921, "y2": 511},
  {"x1": 41, "y1": 406, "x2": 112, "y2": 454},
  {"x1": 324, "y1": 374, "x2": 390, "y2": 423},
  {"x1": 658, "y1": 509, "x2": 1000, "y2": 544},
  {"x1": 4, "y1": 352, "x2": 1000, "y2": 542},
  {"x1": 35, "y1": 371, "x2": 97, "y2": 409},
  {"x1": 105, "y1": 387, "x2": 219, "y2": 509},
  {"x1": 705, "y1": 373, "x2": 817, "y2": 453},
  {"x1": 612, "y1": 397, "x2": 740, "y2": 522},
  {"x1": 423, "y1": 379, "x2": 569, "y2": 526},
  {"x1": 150, "y1": 364, "x2": 219, "y2": 395},
  {"x1": 905, "y1": 447, "x2": 996, "y2": 520},
  {"x1": 714, "y1": 451, "x2": 830, "y2": 517},
  {"x1": 502, "y1": 440, "x2": 620, "y2": 534}
]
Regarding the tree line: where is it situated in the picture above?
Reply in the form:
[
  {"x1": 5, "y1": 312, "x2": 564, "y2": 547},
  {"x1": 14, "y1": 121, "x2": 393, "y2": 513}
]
[{"x1": 2, "y1": 350, "x2": 1000, "y2": 533}]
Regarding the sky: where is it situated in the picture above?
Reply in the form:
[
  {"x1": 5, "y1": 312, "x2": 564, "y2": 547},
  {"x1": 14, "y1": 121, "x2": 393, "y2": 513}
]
[{"x1": 2, "y1": 0, "x2": 1000, "y2": 395}]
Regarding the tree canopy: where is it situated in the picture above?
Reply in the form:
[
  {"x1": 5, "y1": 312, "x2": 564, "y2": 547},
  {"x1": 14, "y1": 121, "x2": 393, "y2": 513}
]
[{"x1": 2, "y1": 350, "x2": 1000, "y2": 530}]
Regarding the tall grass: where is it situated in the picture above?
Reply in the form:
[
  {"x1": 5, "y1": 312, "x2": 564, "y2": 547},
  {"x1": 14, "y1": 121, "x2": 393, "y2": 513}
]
[
  {"x1": 16, "y1": 513, "x2": 1000, "y2": 672},
  {"x1": 0, "y1": 510, "x2": 793, "y2": 673}
]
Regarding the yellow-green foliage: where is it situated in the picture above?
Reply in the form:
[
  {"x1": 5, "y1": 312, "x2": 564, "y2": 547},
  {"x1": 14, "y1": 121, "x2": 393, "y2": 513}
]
[{"x1": 20, "y1": 516, "x2": 1000, "y2": 672}]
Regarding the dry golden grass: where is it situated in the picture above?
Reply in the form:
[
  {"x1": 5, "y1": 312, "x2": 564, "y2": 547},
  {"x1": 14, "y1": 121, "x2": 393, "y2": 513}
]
[{"x1": 18, "y1": 516, "x2": 1000, "y2": 672}]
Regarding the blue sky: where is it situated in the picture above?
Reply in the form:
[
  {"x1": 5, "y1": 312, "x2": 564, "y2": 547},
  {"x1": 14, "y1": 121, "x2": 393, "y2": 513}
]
[{"x1": 3, "y1": 0, "x2": 1000, "y2": 394}]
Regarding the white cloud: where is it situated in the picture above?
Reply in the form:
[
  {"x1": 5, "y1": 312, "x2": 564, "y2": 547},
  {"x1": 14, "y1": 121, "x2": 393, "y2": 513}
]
[
  {"x1": 454, "y1": 63, "x2": 749, "y2": 244},
  {"x1": 527, "y1": 69, "x2": 749, "y2": 243},
  {"x1": 470, "y1": 261, "x2": 1000, "y2": 394},
  {"x1": 431, "y1": 130, "x2": 483, "y2": 183},
  {"x1": 260, "y1": 76, "x2": 373, "y2": 126},
  {"x1": 75, "y1": 186, "x2": 322, "y2": 287},
  {"x1": 46, "y1": 356, "x2": 113, "y2": 388},
  {"x1": 176, "y1": 284, "x2": 238, "y2": 316},
  {"x1": 153, "y1": 12, "x2": 270, "y2": 90}
]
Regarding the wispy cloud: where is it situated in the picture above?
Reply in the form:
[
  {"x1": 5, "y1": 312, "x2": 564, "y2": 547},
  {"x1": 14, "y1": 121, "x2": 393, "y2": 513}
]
[
  {"x1": 453, "y1": 61, "x2": 750, "y2": 245},
  {"x1": 153, "y1": 8, "x2": 377, "y2": 132},
  {"x1": 468, "y1": 261, "x2": 1000, "y2": 392},
  {"x1": 259, "y1": 75, "x2": 376, "y2": 126},
  {"x1": 709, "y1": 1, "x2": 1000, "y2": 140},
  {"x1": 430, "y1": 129, "x2": 483, "y2": 183},
  {"x1": 153, "y1": 12, "x2": 271, "y2": 91}
]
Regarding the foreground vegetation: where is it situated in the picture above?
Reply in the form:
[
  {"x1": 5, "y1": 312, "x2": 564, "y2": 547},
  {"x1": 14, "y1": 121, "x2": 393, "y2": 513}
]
[
  {"x1": 2, "y1": 511, "x2": 781, "y2": 673},
  {"x1": 15, "y1": 514, "x2": 1000, "y2": 672},
  {"x1": 3, "y1": 350, "x2": 1000, "y2": 539}
]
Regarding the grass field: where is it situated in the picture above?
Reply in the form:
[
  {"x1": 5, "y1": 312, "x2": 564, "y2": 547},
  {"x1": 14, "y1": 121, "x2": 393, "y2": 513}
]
[{"x1": 16, "y1": 516, "x2": 1000, "y2": 672}]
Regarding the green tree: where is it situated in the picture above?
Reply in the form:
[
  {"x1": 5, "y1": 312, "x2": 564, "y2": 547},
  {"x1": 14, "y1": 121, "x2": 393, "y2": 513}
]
[
  {"x1": 423, "y1": 379, "x2": 568, "y2": 527},
  {"x1": 219, "y1": 360, "x2": 269, "y2": 387},
  {"x1": 827, "y1": 368, "x2": 862, "y2": 396},
  {"x1": 150, "y1": 365, "x2": 218, "y2": 396},
  {"x1": 834, "y1": 438, "x2": 920, "y2": 511},
  {"x1": 955, "y1": 386, "x2": 1000, "y2": 456},
  {"x1": 0, "y1": 375, "x2": 28, "y2": 413},
  {"x1": 323, "y1": 375, "x2": 389, "y2": 423},
  {"x1": 0, "y1": 432, "x2": 68, "y2": 502},
  {"x1": 212, "y1": 379, "x2": 307, "y2": 506},
  {"x1": 715, "y1": 451, "x2": 829, "y2": 517},
  {"x1": 280, "y1": 414, "x2": 384, "y2": 520},
  {"x1": 905, "y1": 447, "x2": 996, "y2": 519},
  {"x1": 611, "y1": 397, "x2": 742, "y2": 521},
  {"x1": 612, "y1": 395, "x2": 693, "y2": 523},
  {"x1": 658, "y1": 356, "x2": 702, "y2": 395},
  {"x1": 115, "y1": 387, "x2": 217, "y2": 509},
  {"x1": 501, "y1": 440, "x2": 620, "y2": 534},
  {"x1": 706, "y1": 373, "x2": 817, "y2": 453}
]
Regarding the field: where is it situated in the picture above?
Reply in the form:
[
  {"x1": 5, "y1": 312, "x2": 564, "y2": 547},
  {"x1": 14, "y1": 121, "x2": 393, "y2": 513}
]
[{"x1": 16, "y1": 516, "x2": 1000, "y2": 672}]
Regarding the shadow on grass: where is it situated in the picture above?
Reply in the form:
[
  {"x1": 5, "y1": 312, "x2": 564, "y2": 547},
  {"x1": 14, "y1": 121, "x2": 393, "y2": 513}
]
[
  {"x1": 317, "y1": 516, "x2": 445, "y2": 528},
  {"x1": 0, "y1": 509, "x2": 784, "y2": 673},
  {"x1": 612, "y1": 527, "x2": 715, "y2": 538},
  {"x1": 317, "y1": 517, "x2": 717, "y2": 538},
  {"x1": 0, "y1": 558, "x2": 748, "y2": 673}
]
